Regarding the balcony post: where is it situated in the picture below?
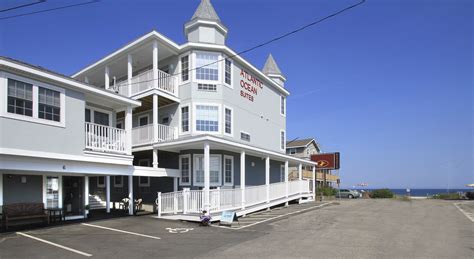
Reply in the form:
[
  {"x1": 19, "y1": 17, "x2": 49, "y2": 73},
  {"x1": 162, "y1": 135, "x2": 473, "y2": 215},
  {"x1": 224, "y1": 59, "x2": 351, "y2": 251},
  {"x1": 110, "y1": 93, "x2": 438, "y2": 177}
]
[
  {"x1": 127, "y1": 54, "x2": 133, "y2": 96},
  {"x1": 128, "y1": 175, "x2": 134, "y2": 215},
  {"x1": 125, "y1": 106, "x2": 132, "y2": 155},
  {"x1": 240, "y1": 151, "x2": 246, "y2": 211},
  {"x1": 106, "y1": 175, "x2": 110, "y2": 213},
  {"x1": 203, "y1": 142, "x2": 210, "y2": 213},
  {"x1": 153, "y1": 40, "x2": 159, "y2": 90},
  {"x1": 265, "y1": 156, "x2": 270, "y2": 205},
  {"x1": 285, "y1": 160, "x2": 289, "y2": 206},
  {"x1": 105, "y1": 65, "x2": 110, "y2": 90},
  {"x1": 312, "y1": 166, "x2": 316, "y2": 200}
]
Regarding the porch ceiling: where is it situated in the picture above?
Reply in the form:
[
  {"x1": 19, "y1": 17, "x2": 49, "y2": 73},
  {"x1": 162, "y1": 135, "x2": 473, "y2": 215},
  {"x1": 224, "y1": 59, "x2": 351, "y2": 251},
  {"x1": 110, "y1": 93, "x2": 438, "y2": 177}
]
[
  {"x1": 116, "y1": 95, "x2": 176, "y2": 119},
  {"x1": 78, "y1": 39, "x2": 176, "y2": 87},
  {"x1": 155, "y1": 136, "x2": 316, "y2": 167}
]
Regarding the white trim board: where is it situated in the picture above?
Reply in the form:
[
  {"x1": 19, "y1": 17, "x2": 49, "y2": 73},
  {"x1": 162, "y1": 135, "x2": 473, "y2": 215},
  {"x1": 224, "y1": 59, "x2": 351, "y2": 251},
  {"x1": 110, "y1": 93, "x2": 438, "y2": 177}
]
[
  {"x1": 0, "y1": 58, "x2": 140, "y2": 107},
  {"x1": 155, "y1": 135, "x2": 317, "y2": 166}
]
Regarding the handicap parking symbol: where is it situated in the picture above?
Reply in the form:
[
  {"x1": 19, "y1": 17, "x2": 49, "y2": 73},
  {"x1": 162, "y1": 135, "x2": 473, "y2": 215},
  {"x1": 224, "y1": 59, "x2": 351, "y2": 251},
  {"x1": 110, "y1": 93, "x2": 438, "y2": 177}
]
[{"x1": 166, "y1": 227, "x2": 194, "y2": 234}]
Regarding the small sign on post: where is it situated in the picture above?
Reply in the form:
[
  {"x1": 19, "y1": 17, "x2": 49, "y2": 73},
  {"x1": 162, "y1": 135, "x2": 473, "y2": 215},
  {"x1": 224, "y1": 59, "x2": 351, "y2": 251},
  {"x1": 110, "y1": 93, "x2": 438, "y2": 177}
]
[{"x1": 220, "y1": 211, "x2": 238, "y2": 226}]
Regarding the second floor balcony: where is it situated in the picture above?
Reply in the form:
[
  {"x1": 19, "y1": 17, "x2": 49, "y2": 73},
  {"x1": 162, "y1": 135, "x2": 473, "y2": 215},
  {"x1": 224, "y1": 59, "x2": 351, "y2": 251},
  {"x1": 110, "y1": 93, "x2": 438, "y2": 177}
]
[
  {"x1": 116, "y1": 69, "x2": 178, "y2": 98},
  {"x1": 85, "y1": 122, "x2": 128, "y2": 154},
  {"x1": 132, "y1": 123, "x2": 178, "y2": 146}
]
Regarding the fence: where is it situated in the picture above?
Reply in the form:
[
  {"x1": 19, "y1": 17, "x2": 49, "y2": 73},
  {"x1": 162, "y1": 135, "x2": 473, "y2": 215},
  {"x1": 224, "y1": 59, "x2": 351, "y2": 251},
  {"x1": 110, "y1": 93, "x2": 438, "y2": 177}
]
[{"x1": 156, "y1": 180, "x2": 311, "y2": 216}]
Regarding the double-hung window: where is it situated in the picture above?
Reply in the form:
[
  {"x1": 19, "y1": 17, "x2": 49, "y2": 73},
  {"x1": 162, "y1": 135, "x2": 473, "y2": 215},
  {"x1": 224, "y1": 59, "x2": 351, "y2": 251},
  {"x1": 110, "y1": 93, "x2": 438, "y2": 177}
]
[
  {"x1": 114, "y1": 176, "x2": 123, "y2": 188},
  {"x1": 7, "y1": 78, "x2": 33, "y2": 117},
  {"x1": 97, "y1": 176, "x2": 105, "y2": 188},
  {"x1": 179, "y1": 155, "x2": 191, "y2": 185},
  {"x1": 85, "y1": 107, "x2": 110, "y2": 126},
  {"x1": 280, "y1": 165, "x2": 286, "y2": 182},
  {"x1": 224, "y1": 107, "x2": 232, "y2": 135},
  {"x1": 224, "y1": 155, "x2": 234, "y2": 186},
  {"x1": 139, "y1": 176, "x2": 150, "y2": 187},
  {"x1": 38, "y1": 87, "x2": 61, "y2": 122},
  {"x1": 240, "y1": 132, "x2": 250, "y2": 142},
  {"x1": 280, "y1": 130, "x2": 286, "y2": 150},
  {"x1": 195, "y1": 104, "x2": 219, "y2": 132},
  {"x1": 4, "y1": 77, "x2": 65, "y2": 126},
  {"x1": 196, "y1": 53, "x2": 219, "y2": 81},
  {"x1": 280, "y1": 95, "x2": 286, "y2": 116},
  {"x1": 181, "y1": 106, "x2": 189, "y2": 133},
  {"x1": 194, "y1": 154, "x2": 221, "y2": 186},
  {"x1": 224, "y1": 58, "x2": 232, "y2": 85},
  {"x1": 181, "y1": 55, "x2": 189, "y2": 82}
]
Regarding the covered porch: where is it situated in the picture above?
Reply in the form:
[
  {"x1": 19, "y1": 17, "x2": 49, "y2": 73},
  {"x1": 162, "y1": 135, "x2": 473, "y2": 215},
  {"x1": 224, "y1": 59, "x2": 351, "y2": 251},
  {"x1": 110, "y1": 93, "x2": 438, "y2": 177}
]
[{"x1": 154, "y1": 136, "x2": 317, "y2": 221}]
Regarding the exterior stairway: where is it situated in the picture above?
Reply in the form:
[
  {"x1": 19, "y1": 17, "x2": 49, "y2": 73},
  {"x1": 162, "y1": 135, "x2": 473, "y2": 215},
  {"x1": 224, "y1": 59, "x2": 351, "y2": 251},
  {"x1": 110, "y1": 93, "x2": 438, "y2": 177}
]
[{"x1": 89, "y1": 194, "x2": 106, "y2": 210}]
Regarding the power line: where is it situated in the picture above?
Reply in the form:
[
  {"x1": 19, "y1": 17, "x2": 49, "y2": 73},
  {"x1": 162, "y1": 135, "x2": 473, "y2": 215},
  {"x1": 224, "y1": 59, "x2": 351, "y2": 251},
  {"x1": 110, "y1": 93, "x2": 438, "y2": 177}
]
[
  {"x1": 0, "y1": 0, "x2": 46, "y2": 13},
  {"x1": 108, "y1": 0, "x2": 366, "y2": 89},
  {"x1": 0, "y1": 0, "x2": 99, "y2": 20}
]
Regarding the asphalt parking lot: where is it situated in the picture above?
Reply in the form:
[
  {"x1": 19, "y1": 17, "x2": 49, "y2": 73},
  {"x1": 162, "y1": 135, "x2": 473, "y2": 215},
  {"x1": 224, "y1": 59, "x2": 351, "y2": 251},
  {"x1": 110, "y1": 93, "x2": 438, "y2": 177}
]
[{"x1": 1, "y1": 199, "x2": 472, "y2": 258}]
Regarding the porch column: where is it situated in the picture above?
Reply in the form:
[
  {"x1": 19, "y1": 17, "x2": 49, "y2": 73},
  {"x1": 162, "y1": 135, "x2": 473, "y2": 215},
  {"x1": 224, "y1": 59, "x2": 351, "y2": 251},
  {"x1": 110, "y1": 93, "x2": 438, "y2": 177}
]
[
  {"x1": 312, "y1": 166, "x2": 316, "y2": 200},
  {"x1": 42, "y1": 175, "x2": 47, "y2": 206},
  {"x1": 265, "y1": 156, "x2": 270, "y2": 204},
  {"x1": 285, "y1": 160, "x2": 289, "y2": 206},
  {"x1": 298, "y1": 163, "x2": 303, "y2": 180},
  {"x1": 153, "y1": 93, "x2": 159, "y2": 168},
  {"x1": 106, "y1": 176, "x2": 110, "y2": 213},
  {"x1": 0, "y1": 172, "x2": 3, "y2": 206},
  {"x1": 298, "y1": 163, "x2": 303, "y2": 202},
  {"x1": 105, "y1": 65, "x2": 110, "y2": 90},
  {"x1": 128, "y1": 175, "x2": 134, "y2": 215},
  {"x1": 203, "y1": 142, "x2": 210, "y2": 212},
  {"x1": 173, "y1": 177, "x2": 178, "y2": 192},
  {"x1": 125, "y1": 105, "x2": 132, "y2": 155},
  {"x1": 84, "y1": 176, "x2": 89, "y2": 213},
  {"x1": 153, "y1": 40, "x2": 159, "y2": 90},
  {"x1": 58, "y1": 175, "x2": 63, "y2": 209},
  {"x1": 127, "y1": 54, "x2": 133, "y2": 96},
  {"x1": 240, "y1": 151, "x2": 246, "y2": 210}
]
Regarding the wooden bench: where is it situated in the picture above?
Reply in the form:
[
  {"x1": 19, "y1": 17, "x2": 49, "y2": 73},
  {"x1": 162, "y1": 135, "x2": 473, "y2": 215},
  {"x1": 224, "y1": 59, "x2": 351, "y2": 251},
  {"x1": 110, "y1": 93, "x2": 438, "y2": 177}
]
[{"x1": 2, "y1": 203, "x2": 49, "y2": 230}]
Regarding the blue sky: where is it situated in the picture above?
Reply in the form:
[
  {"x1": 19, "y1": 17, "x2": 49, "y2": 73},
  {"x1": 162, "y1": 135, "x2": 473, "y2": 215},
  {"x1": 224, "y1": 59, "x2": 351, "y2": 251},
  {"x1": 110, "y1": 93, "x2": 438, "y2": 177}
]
[{"x1": 1, "y1": 0, "x2": 472, "y2": 188}]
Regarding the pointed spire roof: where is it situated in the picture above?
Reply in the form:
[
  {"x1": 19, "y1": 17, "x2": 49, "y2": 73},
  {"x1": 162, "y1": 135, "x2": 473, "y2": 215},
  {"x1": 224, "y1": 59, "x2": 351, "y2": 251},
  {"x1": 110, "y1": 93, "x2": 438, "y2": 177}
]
[
  {"x1": 262, "y1": 54, "x2": 284, "y2": 76},
  {"x1": 191, "y1": 0, "x2": 221, "y2": 22}
]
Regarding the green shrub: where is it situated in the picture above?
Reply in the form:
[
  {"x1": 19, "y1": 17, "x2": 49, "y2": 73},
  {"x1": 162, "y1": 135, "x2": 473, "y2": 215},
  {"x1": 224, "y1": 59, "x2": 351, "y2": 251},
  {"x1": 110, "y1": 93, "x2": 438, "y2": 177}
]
[
  {"x1": 369, "y1": 189, "x2": 394, "y2": 198},
  {"x1": 318, "y1": 186, "x2": 337, "y2": 196},
  {"x1": 432, "y1": 193, "x2": 461, "y2": 200}
]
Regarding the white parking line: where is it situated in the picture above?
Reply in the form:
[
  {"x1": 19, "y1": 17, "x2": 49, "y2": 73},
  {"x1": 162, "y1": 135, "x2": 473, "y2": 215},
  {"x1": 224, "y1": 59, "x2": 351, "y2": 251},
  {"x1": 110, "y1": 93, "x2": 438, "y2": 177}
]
[
  {"x1": 453, "y1": 203, "x2": 474, "y2": 222},
  {"x1": 81, "y1": 223, "x2": 161, "y2": 239},
  {"x1": 17, "y1": 232, "x2": 92, "y2": 257},
  {"x1": 214, "y1": 202, "x2": 333, "y2": 230}
]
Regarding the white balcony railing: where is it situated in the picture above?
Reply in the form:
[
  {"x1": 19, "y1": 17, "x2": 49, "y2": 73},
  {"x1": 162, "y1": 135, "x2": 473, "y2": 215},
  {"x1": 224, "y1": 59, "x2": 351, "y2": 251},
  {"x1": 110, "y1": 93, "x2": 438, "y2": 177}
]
[
  {"x1": 117, "y1": 69, "x2": 178, "y2": 98},
  {"x1": 157, "y1": 180, "x2": 312, "y2": 216},
  {"x1": 85, "y1": 122, "x2": 127, "y2": 154},
  {"x1": 132, "y1": 124, "x2": 153, "y2": 146},
  {"x1": 132, "y1": 124, "x2": 178, "y2": 146}
]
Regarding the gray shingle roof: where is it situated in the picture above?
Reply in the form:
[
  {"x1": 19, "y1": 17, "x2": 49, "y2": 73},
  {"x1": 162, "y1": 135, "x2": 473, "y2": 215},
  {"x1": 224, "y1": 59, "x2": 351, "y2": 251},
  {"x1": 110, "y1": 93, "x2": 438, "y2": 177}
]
[
  {"x1": 262, "y1": 54, "x2": 283, "y2": 76},
  {"x1": 191, "y1": 0, "x2": 221, "y2": 22},
  {"x1": 286, "y1": 138, "x2": 315, "y2": 148}
]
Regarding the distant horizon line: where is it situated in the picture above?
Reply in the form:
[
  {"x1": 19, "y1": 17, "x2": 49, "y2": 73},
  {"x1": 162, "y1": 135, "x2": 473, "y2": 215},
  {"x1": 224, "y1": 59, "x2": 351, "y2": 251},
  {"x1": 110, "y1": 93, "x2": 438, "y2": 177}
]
[{"x1": 341, "y1": 187, "x2": 472, "y2": 190}]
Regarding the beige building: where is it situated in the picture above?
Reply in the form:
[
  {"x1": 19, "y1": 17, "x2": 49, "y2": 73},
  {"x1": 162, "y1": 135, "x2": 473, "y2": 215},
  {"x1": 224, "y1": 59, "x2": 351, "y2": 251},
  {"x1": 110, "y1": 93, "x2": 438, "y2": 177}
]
[{"x1": 286, "y1": 138, "x2": 339, "y2": 187}]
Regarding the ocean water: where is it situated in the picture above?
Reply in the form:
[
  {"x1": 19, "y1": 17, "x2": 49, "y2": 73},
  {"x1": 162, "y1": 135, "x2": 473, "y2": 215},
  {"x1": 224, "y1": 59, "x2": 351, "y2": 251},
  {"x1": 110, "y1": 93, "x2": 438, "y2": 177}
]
[{"x1": 354, "y1": 189, "x2": 472, "y2": 197}]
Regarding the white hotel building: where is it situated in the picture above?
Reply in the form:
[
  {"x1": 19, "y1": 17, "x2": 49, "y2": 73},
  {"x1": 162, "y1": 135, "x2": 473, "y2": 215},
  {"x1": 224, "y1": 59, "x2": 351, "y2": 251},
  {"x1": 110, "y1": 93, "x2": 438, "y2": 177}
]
[{"x1": 0, "y1": 0, "x2": 316, "y2": 221}]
